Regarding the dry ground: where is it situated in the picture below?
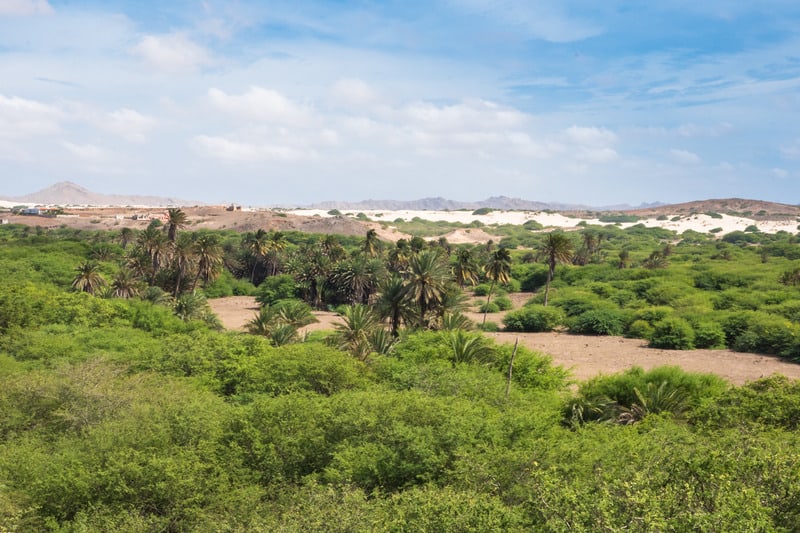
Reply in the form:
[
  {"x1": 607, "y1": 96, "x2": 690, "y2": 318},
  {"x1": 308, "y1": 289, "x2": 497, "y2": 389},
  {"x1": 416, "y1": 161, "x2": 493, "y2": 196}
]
[{"x1": 208, "y1": 295, "x2": 800, "y2": 385}]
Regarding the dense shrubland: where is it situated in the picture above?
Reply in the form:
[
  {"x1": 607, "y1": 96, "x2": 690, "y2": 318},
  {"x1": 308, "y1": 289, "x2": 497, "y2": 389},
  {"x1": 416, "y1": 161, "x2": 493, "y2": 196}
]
[{"x1": 2, "y1": 220, "x2": 800, "y2": 530}]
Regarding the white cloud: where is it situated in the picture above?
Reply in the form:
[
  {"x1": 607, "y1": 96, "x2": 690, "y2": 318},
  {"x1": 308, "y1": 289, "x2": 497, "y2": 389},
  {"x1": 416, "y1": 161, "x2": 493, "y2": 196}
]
[
  {"x1": 781, "y1": 139, "x2": 800, "y2": 159},
  {"x1": 563, "y1": 126, "x2": 617, "y2": 147},
  {"x1": 0, "y1": 0, "x2": 53, "y2": 16},
  {"x1": 0, "y1": 93, "x2": 63, "y2": 138},
  {"x1": 61, "y1": 141, "x2": 111, "y2": 162},
  {"x1": 670, "y1": 148, "x2": 702, "y2": 165},
  {"x1": 192, "y1": 135, "x2": 310, "y2": 162},
  {"x1": 399, "y1": 99, "x2": 527, "y2": 132},
  {"x1": 208, "y1": 86, "x2": 312, "y2": 125},
  {"x1": 131, "y1": 33, "x2": 212, "y2": 73},
  {"x1": 330, "y1": 78, "x2": 378, "y2": 107},
  {"x1": 772, "y1": 167, "x2": 788, "y2": 179},
  {"x1": 101, "y1": 108, "x2": 158, "y2": 142}
]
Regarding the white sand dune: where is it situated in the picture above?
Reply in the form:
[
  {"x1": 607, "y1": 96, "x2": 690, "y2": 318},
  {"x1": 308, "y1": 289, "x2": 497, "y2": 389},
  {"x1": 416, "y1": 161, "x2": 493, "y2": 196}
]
[{"x1": 290, "y1": 209, "x2": 798, "y2": 236}]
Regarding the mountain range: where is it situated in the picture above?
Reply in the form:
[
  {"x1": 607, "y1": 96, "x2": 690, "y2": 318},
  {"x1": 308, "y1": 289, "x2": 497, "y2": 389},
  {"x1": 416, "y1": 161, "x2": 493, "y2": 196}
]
[{"x1": 0, "y1": 182, "x2": 198, "y2": 207}]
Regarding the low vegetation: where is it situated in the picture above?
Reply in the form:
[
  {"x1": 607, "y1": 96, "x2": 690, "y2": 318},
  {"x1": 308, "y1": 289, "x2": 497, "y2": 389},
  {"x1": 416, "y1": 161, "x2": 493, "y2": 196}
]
[{"x1": 2, "y1": 219, "x2": 800, "y2": 530}]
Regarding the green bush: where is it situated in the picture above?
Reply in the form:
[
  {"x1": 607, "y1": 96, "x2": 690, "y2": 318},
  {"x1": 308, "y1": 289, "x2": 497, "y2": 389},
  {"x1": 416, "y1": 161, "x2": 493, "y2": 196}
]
[
  {"x1": 692, "y1": 321, "x2": 726, "y2": 349},
  {"x1": 626, "y1": 319, "x2": 654, "y2": 340},
  {"x1": 255, "y1": 274, "x2": 298, "y2": 305},
  {"x1": 501, "y1": 278, "x2": 521, "y2": 293},
  {"x1": 568, "y1": 309, "x2": 626, "y2": 336},
  {"x1": 503, "y1": 306, "x2": 565, "y2": 332},
  {"x1": 479, "y1": 302, "x2": 500, "y2": 314},
  {"x1": 493, "y1": 296, "x2": 513, "y2": 311},
  {"x1": 649, "y1": 317, "x2": 695, "y2": 350}
]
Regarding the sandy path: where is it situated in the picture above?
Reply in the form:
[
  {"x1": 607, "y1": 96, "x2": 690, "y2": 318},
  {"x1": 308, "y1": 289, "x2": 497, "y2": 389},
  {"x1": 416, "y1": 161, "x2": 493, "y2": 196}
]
[{"x1": 208, "y1": 296, "x2": 800, "y2": 385}]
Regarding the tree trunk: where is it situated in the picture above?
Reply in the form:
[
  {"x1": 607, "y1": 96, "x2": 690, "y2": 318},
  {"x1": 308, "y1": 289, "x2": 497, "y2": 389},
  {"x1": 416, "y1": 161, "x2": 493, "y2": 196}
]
[{"x1": 482, "y1": 280, "x2": 496, "y2": 325}]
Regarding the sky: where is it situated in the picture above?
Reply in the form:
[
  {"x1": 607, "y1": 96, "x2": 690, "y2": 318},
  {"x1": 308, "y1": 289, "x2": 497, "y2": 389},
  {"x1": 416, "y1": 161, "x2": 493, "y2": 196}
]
[{"x1": 0, "y1": 0, "x2": 799, "y2": 206}]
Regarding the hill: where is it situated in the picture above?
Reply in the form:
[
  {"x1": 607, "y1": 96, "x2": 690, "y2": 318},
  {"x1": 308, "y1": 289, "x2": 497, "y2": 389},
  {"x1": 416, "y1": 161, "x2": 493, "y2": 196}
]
[
  {"x1": 1, "y1": 181, "x2": 198, "y2": 207},
  {"x1": 623, "y1": 198, "x2": 800, "y2": 219}
]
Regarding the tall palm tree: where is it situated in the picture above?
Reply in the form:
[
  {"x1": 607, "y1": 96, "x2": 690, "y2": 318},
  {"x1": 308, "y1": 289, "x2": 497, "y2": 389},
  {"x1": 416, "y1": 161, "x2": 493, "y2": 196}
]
[
  {"x1": 265, "y1": 231, "x2": 288, "y2": 276},
  {"x1": 483, "y1": 248, "x2": 512, "y2": 324},
  {"x1": 362, "y1": 229, "x2": 380, "y2": 258},
  {"x1": 243, "y1": 229, "x2": 270, "y2": 283},
  {"x1": 165, "y1": 208, "x2": 188, "y2": 242},
  {"x1": 332, "y1": 256, "x2": 383, "y2": 305},
  {"x1": 286, "y1": 245, "x2": 331, "y2": 309},
  {"x1": 119, "y1": 227, "x2": 134, "y2": 249},
  {"x1": 192, "y1": 234, "x2": 223, "y2": 289},
  {"x1": 453, "y1": 248, "x2": 480, "y2": 288},
  {"x1": 402, "y1": 250, "x2": 450, "y2": 329},
  {"x1": 171, "y1": 234, "x2": 196, "y2": 297},
  {"x1": 540, "y1": 232, "x2": 574, "y2": 306},
  {"x1": 375, "y1": 274, "x2": 411, "y2": 337},
  {"x1": 137, "y1": 225, "x2": 169, "y2": 285},
  {"x1": 72, "y1": 261, "x2": 106, "y2": 294}
]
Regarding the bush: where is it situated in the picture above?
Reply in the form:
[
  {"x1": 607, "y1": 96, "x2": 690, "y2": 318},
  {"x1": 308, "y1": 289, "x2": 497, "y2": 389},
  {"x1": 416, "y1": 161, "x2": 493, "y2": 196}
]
[
  {"x1": 568, "y1": 309, "x2": 626, "y2": 336},
  {"x1": 478, "y1": 302, "x2": 500, "y2": 314},
  {"x1": 473, "y1": 284, "x2": 506, "y2": 298},
  {"x1": 493, "y1": 296, "x2": 513, "y2": 311},
  {"x1": 476, "y1": 321, "x2": 499, "y2": 332},
  {"x1": 501, "y1": 278, "x2": 521, "y2": 293},
  {"x1": 649, "y1": 317, "x2": 695, "y2": 350},
  {"x1": 471, "y1": 207, "x2": 493, "y2": 215},
  {"x1": 503, "y1": 306, "x2": 565, "y2": 332},
  {"x1": 626, "y1": 319, "x2": 654, "y2": 340},
  {"x1": 692, "y1": 321, "x2": 726, "y2": 349},
  {"x1": 255, "y1": 274, "x2": 298, "y2": 305}
]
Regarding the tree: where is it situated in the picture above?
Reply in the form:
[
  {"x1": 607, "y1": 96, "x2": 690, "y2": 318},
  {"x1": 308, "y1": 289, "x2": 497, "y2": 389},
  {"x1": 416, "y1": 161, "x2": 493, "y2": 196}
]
[
  {"x1": 137, "y1": 225, "x2": 169, "y2": 285},
  {"x1": 192, "y1": 234, "x2": 223, "y2": 289},
  {"x1": 363, "y1": 229, "x2": 381, "y2": 258},
  {"x1": 72, "y1": 261, "x2": 106, "y2": 294},
  {"x1": 482, "y1": 248, "x2": 512, "y2": 324},
  {"x1": 165, "y1": 208, "x2": 188, "y2": 242},
  {"x1": 540, "y1": 233, "x2": 574, "y2": 306},
  {"x1": 453, "y1": 248, "x2": 480, "y2": 288},
  {"x1": 111, "y1": 268, "x2": 140, "y2": 298},
  {"x1": 243, "y1": 229, "x2": 270, "y2": 283},
  {"x1": 376, "y1": 275, "x2": 412, "y2": 337},
  {"x1": 265, "y1": 231, "x2": 288, "y2": 276},
  {"x1": 402, "y1": 250, "x2": 450, "y2": 329},
  {"x1": 332, "y1": 256, "x2": 382, "y2": 305},
  {"x1": 171, "y1": 234, "x2": 196, "y2": 297},
  {"x1": 329, "y1": 304, "x2": 381, "y2": 360},
  {"x1": 119, "y1": 227, "x2": 135, "y2": 249}
]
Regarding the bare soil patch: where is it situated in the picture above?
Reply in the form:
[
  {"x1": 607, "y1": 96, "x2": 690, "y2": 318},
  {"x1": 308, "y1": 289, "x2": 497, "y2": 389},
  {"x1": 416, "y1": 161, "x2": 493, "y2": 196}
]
[{"x1": 209, "y1": 295, "x2": 800, "y2": 385}]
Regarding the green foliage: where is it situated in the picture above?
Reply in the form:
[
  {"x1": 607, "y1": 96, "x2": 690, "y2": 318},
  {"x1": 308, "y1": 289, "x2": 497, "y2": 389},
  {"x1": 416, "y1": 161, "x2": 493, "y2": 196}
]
[
  {"x1": 478, "y1": 301, "x2": 500, "y2": 313},
  {"x1": 254, "y1": 274, "x2": 298, "y2": 305},
  {"x1": 650, "y1": 317, "x2": 695, "y2": 350},
  {"x1": 568, "y1": 309, "x2": 626, "y2": 336},
  {"x1": 503, "y1": 305, "x2": 565, "y2": 332},
  {"x1": 471, "y1": 207, "x2": 493, "y2": 215}
]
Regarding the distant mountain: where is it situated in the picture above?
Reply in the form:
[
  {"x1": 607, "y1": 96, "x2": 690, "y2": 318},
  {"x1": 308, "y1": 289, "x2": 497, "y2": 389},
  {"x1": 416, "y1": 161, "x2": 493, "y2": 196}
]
[
  {"x1": 625, "y1": 198, "x2": 800, "y2": 218},
  {"x1": 1, "y1": 181, "x2": 199, "y2": 207},
  {"x1": 308, "y1": 196, "x2": 660, "y2": 212}
]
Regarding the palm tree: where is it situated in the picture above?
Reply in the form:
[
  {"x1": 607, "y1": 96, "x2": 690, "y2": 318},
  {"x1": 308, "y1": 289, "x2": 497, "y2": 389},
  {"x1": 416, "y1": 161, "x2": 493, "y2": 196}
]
[
  {"x1": 192, "y1": 234, "x2": 223, "y2": 289},
  {"x1": 265, "y1": 231, "x2": 288, "y2": 275},
  {"x1": 540, "y1": 232, "x2": 574, "y2": 306},
  {"x1": 483, "y1": 248, "x2": 512, "y2": 324},
  {"x1": 449, "y1": 330, "x2": 494, "y2": 366},
  {"x1": 376, "y1": 274, "x2": 411, "y2": 337},
  {"x1": 402, "y1": 250, "x2": 450, "y2": 329},
  {"x1": 243, "y1": 229, "x2": 270, "y2": 283},
  {"x1": 453, "y1": 247, "x2": 480, "y2": 288},
  {"x1": 329, "y1": 304, "x2": 381, "y2": 360},
  {"x1": 119, "y1": 227, "x2": 135, "y2": 249},
  {"x1": 332, "y1": 256, "x2": 382, "y2": 304},
  {"x1": 111, "y1": 268, "x2": 140, "y2": 298},
  {"x1": 362, "y1": 229, "x2": 380, "y2": 258},
  {"x1": 72, "y1": 261, "x2": 106, "y2": 294},
  {"x1": 165, "y1": 208, "x2": 188, "y2": 242},
  {"x1": 171, "y1": 234, "x2": 196, "y2": 297},
  {"x1": 137, "y1": 225, "x2": 169, "y2": 285}
]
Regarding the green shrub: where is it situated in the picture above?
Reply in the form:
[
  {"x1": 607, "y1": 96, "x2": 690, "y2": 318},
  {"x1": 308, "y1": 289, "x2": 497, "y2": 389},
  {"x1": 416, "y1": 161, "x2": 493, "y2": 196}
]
[
  {"x1": 692, "y1": 321, "x2": 726, "y2": 349},
  {"x1": 649, "y1": 317, "x2": 695, "y2": 350},
  {"x1": 501, "y1": 278, "x2": 521, "y2": 293},
  {"x1": 255, "y1": 274, "x2": 298, "y2": 305},
  {"x1": 493, "y1": 296, "x2": 513, "y2": 311},
  {"x1": 473, "y1": 284, "x2": 506, "y2": 297},
  {"x1": 568, "y1": 309, "x2": 626, "y2": 336},
  {"x1": 626, "y1": 319, "x2": 654, "y2": 340},
  {"x1": 476, "y1": 321, "x2": 499, "y2": 332},
  {"x1": 479, "y1": 302, "x2": 500, "y2": 314},
  {"x1": 503, "y1": 305, "x2": 565, "y2": 332},
  {"x1": 471, "y1": 207, "x2": 493, "y2": 215}
]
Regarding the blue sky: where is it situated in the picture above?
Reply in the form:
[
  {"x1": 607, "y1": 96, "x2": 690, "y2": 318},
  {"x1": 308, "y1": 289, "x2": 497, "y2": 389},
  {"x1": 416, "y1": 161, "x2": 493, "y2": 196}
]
[{"x1": 1, "y1": 0, "x2": 799, "y2": 206}]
